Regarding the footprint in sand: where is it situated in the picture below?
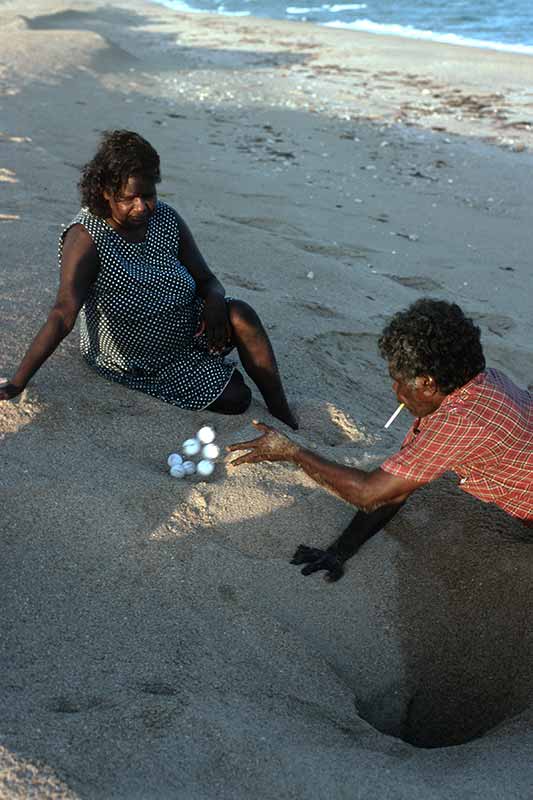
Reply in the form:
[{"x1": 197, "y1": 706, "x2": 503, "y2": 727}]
[
  {"x1": 227, "y1": 191, "x2": 286, "y2": 202},
  {"x1": 221, "y1": 272, "x2": 266, "y2": 291},
  {"x1": 140, "y1": 682, "x2": 177, "y2": 696},
  {"x1": 304, "y1": 330, "x2": 390, "y2": 412},
  {"x1": 218, "y1": 584, "x2": 239, "y2": 605},
  {"x1": 386, "y1": 275, "x2": 444, "y2": 291},
  {"x1": 289, "y1": 239, "x2": 371, "y2": 260},
  {"x1": 471, "y1": 313, "x2": 515, "y2": 338},
  {"x1": 291, "y1": 300, "x2": 342, "y2": 319},
  {"x1": 308, "y1": 330, "x2": 382, "y2": 375},
  {"x1": 219, "y1": 214, "x2": 306, "y2": 238},
  {"x1": 303, "y1": 329, "x2": 402, "y2": 424},
  {"x1": 47, "y1": 695, "x2": 104, "y2": 713},
  {"x1": 219, "y1": 215, "x2": 371, "y2": 263}
]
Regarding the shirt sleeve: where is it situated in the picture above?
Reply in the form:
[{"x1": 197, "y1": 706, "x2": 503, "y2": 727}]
[{"x1": 381, "y1": 409, "x2": 486, "y2": 485}]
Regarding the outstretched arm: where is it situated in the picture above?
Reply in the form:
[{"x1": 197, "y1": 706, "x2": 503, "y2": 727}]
[
  {"x1": 227, "y1": 421, "x2": 423, "y2": 581},
  {"x1": 0, "y1": 225, "x2": 99, "y2": 400},
  {"x1": 228, "y1": 421, "x2": 421, "y2": 511}
]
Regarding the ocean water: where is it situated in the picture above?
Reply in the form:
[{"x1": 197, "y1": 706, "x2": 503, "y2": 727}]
[{"x1": 157, "y1": 0, "x2": 533, "y2": 54}]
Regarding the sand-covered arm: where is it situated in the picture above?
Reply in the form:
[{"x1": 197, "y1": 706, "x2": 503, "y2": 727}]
[
  {"x1": 0, "y1": 225, "x2": 99, "y2": 400},
  {"x1": 228, "y1": 421, "x2": 420, "y2": 581},
  {"x1": 228, "y1": 421, "x2": 422, "y2": 511}
]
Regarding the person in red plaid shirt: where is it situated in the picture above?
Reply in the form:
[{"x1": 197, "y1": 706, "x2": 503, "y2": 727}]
[{"x1": 228, "y1": 299, "x2": 533, "y2": 581}]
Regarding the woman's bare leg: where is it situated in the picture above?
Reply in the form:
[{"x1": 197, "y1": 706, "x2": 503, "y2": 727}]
[
  {"x1": 205, "y1": 369, "x2": 252, "y2": 415},
  {"x1": 226, "y1": 299, "x2": 298, "y2": 429}
]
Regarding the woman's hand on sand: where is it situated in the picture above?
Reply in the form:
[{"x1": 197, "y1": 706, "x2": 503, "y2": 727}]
[
  {"x1": 197, "y1": 292, "x2": 231, "y2": 353},
  {"x1": 227, "y1": 421, "x2": 299, "y2": 466},
  {"x1": 0, "y1": 380, "x2": 24, "y2": 401}
]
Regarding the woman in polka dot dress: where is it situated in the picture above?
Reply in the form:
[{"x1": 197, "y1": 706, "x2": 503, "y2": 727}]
[{"x1": 0, "y1": 130, "x2": 297, "y2": 429}]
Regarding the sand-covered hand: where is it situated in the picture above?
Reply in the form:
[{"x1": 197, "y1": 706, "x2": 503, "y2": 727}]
[
  {"x1": 290, "y1": 544, "x2": 345, "y2": 582},
  {"x1": 227, "y1": 420, "x2": 298, "y2": 466}
]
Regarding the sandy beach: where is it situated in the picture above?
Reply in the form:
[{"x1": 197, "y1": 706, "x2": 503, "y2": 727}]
[{"x1": 1, "y1": 0, "x2": 533, "y2": 796}]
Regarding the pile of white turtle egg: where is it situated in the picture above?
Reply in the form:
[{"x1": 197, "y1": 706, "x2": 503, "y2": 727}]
[{"x1": 167, "y1": 425, "x2": 220, "y2": 479}]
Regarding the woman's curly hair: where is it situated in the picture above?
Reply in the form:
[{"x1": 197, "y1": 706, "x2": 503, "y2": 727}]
[
  {"x1": 378, "y1": 299, "x2": 485, "y2": 394},
  {"x1": 78, "y1": 130, "x2": 161, "y2": 217}
]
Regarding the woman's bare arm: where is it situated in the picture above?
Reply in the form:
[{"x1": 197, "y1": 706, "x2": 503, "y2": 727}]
[
  {"x1": 175, "y1": 213, "x2": 230, "y2": 351},
  {"x1": 0, "y1": 225, "x2": 99, "y2": 400}
]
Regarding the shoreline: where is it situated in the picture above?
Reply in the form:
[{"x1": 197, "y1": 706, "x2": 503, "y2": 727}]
[
  {"x1": 1, "y1": 0, "x2": 532, "y2": 150},
  {"x1": 130, "y1": 1, "x2": 533, "y2": 151},
  {"x1": 154, "y1": 0, "x2": 533, "y2": 58}
]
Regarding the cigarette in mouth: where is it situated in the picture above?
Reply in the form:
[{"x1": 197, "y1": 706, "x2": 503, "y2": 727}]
[{"x1": 384, "y1": 403, "x2": 405, "y2": 429}]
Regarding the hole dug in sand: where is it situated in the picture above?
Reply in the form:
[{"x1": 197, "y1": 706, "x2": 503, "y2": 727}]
[
  {"x1": 347, "y1": 497, "x2": 533, "y2": 749},
  {"x1": 356, "y1": 660, "x2": 528, "y2": 750}
]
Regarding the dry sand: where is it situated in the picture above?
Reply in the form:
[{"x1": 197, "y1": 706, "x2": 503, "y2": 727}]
[{"x1": 1, "y1": 0, "x2": 533, "y2": 797}]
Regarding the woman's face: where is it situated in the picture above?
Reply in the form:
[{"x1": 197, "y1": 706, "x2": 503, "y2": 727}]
[{"x1": 103, "y1": 174, "x2": 157, "y2": 229}]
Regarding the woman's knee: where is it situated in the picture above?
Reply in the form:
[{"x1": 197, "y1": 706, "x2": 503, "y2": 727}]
[
  {"x1": 225, "y1": 379, "x2": 252, "y2": 414},
  {"x1": 207, "y1": 371, "x2": 252, "y2": 415},
  {"x1": 227, "y1": 299, "x2": 260, "y2": 332}
]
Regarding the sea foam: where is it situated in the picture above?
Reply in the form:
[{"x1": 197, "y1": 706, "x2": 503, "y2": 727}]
[{"x1": 324, "y1": 17, "x2": 533, "y2": 55}]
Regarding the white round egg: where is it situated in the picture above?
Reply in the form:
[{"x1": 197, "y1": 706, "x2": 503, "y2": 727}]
[
  {"x1": 182, "y1": 438, "x2": 201, "y2": 457},
  {"x1": 170, "y1": 463, "x2": 186, "y2": 478},
  {"x1": 197, "y1": 426, "x2": 216, "y2": 445},
  {"x1": 202, "y1": 443, "x2": 220, "y2": 461},
  {"x1": 167, "y1": 453, "x2": 183, "y2": 467},
  {"x1": 196, "y1": 459, "x2": 215, "y2": 477},
  {"x1": 182, "y1": 460, "x2": 196, "y2": 476}
]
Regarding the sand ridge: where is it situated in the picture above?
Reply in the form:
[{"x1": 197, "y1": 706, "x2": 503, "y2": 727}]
[{"x1": 1, "y1": 1, "x2": 533, "y2": 797}]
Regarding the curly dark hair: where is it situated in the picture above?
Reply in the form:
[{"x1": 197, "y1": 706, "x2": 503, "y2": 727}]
[
  {"x1": 78, "y1": 130, "x2": 161, "y2": 217},
  {"x1": 378, "y1": 299, "x2": 485, "y2": 394}
]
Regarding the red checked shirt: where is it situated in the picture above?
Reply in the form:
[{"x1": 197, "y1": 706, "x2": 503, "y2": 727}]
[{"x1": 381, "y1": 369, "x2": 533, "y2": 523}]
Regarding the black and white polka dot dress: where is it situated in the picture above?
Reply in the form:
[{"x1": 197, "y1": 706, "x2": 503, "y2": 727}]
[{"x1": 59, "y1": 201, "x2": 235, "y2": 409}]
